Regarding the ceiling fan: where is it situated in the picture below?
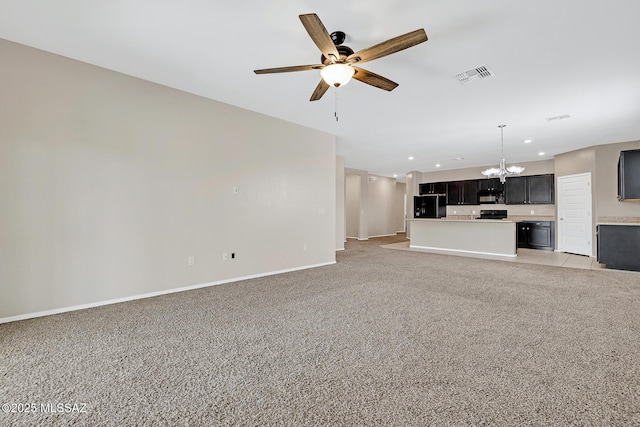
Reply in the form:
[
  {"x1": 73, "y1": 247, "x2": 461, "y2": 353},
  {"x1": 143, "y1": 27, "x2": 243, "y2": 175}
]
[{"x1": 254, "y1": 13, "x2": 428, "y2": 101}]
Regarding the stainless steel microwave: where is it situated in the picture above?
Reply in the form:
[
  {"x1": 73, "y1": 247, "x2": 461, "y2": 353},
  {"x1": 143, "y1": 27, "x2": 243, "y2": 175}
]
[{"x1": 478, "y1": 193, "x2": 498, "y2": 203}]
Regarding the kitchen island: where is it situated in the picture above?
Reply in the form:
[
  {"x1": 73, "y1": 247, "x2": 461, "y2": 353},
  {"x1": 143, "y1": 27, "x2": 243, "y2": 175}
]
[{"x1": 409, "y1": 218, "x2": 517, "y2": 258}]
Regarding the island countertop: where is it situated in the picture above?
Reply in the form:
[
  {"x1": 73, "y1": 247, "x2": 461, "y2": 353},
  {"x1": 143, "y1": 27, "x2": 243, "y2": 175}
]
[{"x1": 410, "y1": 218, "x2": 515, "y2": 223}]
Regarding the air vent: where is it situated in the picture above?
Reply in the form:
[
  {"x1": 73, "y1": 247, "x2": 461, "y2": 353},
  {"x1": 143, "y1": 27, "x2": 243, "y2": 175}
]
[
  {"x1": 455, "y1": 65, "x2": 495, "y2": 84},
  {"x1": 546, "y1": 114, "x2": 571, "y2": 122}
]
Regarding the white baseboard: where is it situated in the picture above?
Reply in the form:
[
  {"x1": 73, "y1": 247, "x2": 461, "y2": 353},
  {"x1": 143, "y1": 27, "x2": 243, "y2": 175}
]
[
  {"x1": 409, "y1": 244, "x2": 517, "y2": 258},
  {"x1": 368, "y1": 233, "x2": 397, "y2": 238},
  {"x1": 0, "y1": 261, "x2": 336, "y2": 324}
]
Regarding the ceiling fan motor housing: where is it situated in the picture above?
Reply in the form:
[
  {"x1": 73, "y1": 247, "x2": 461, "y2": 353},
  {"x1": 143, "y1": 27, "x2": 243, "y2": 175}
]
[{"x1": 321, "y1": 45, "x2": 354, "y2": 65}]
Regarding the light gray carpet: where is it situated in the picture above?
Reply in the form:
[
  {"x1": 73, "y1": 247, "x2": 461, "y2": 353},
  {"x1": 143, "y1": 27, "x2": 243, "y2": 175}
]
[{"x1": 1, "y1": 235, "x2": 639, "y2": 426}]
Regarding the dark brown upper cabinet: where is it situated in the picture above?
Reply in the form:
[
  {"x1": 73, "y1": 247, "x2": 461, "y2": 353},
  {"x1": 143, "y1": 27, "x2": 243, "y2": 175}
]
[
  {"x1": 618, "y1": 149, "x2": 640, "y2": 201},
  {"x1": 446, "y1": 180, "x2": 479, "y2": 205},
  {"x1": 419, "y1": 182, "x2": 447, "y2": 195},
  {"x1": 478, "y1": 178, "x2": 504, "y2": 193},
  {"x1": 505, "y1": 174, "x2": 554, "y2": 204}
]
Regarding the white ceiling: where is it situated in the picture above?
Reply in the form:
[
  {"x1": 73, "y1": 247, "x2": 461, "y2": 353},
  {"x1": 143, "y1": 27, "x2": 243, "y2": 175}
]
[{"x1": 2, "y1": 1, "x2": 640, "y2": 180}]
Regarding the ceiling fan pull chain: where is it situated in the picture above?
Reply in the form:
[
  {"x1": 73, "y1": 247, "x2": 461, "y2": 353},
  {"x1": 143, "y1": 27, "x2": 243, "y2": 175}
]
[{"x1": 334, "y1": 88, "x2": 339, "y2": 122}]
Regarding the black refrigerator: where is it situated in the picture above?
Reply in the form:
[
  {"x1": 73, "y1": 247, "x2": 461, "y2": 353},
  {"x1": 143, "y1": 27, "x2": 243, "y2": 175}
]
[{"x1": 414, "y1": 195, "x2": 446, "y2": 218}]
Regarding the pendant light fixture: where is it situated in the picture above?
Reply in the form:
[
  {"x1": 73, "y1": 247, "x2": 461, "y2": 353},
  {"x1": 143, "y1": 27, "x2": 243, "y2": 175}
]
[{"x1": 481, "y1": 124, "x2": 525, "y2": 183}]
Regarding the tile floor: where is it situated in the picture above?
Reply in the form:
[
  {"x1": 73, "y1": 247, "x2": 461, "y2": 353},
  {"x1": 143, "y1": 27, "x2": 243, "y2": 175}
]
[{"x1": 381, "y1": 241, "x2": 610, "y2": 271}]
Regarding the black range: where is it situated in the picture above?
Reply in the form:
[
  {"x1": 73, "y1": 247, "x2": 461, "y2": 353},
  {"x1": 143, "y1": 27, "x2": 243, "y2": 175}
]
[{"x1": 476, "y1": 209, "x2": 508, "y2": 220}]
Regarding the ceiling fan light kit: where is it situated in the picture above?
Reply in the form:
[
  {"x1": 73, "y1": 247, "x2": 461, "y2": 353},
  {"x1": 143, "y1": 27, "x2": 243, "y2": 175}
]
[
  {"x1": 320, "y1": 63, "x2": 355, "y2": 87},
  {"x1": 254, "y1": 13, "x2": 427, "y2": 101},
  {"x1": 481, "y1": 125, "x2": 525, "y2": 183}
]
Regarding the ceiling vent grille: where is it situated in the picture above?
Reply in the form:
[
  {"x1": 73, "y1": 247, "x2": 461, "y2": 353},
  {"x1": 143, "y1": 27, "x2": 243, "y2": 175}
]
[
  {"x1": 546, "y1": 114, "x2": 571, "y2": 122},
  {"x1": 455, "y1": 65, "x2": 494, "y2": 84}
]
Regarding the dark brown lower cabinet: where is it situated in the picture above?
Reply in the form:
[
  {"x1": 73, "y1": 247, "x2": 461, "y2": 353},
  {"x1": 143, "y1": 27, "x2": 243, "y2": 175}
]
[
  {"x1": 597, "y1": 224, "x2": 640, "y2": 271},
  {"x1": 517, "y1": 221, "x2": 555, "y2": 250}
]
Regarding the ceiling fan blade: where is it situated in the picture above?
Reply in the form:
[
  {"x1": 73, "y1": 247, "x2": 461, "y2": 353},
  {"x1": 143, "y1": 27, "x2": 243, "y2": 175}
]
[
  {"x1": 352, "y1": 67, "x2": 399, "y2": 91},
  {"x1": 299, "y1": 13, "x2": 340, "y2": 61},
  {"x1": 310, "y1": 79, "x2": 330, "y2": 101},
  {"x1": 347, "y1": 29, "x2": 427, "y2": 64},
  {"x1": 254, "y1": 64, "x2": 324, "y2": 74}
]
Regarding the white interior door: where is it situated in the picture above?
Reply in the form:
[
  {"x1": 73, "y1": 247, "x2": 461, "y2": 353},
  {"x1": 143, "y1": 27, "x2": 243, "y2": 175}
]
[{"x1": 557, "y1": 173, "x2": 593, "y2": 256}]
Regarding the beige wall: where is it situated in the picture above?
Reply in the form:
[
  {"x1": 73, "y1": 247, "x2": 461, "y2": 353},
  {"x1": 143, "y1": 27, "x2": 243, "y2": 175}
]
[
  {"x1": 554, "y1": 147, "x2": 597, "y2": 178},
  {"x1": 0, "y1": 39, "x2": 336, "y2": 320},
  {"x1": 345, "y1": 173, "x2": 361, "y2": 239},
  {"x1": 367, "y1": 175, "x2": 398, "y2": 237}
]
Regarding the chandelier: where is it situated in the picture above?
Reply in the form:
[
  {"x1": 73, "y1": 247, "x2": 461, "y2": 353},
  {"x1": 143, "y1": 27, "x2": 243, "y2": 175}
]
[{"x1": 481, "y1": 125, "x2": 525, "y2": 183}]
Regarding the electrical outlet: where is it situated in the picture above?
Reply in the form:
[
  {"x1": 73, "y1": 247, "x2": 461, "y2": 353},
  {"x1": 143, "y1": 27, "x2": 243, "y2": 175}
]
[
  {"x1": 453, "y1": 210, "x2": 457, "y2": 214},
  {"x1": 187, "y1": 256, "x2": 195, "y2": 266},
  {"x1": 233, "y1": 186, "x2": 239, "y2": 195},
  {"x1": 223, "y1": 252, "x2": 228, "y2": 261},
  {"x1": 530, "y1": 210, "x2": 535, "y2": 215},
  {"x1": 303, "y1": 244, "x2": 307, "y2": 252},
  {"x1": 472, "y1": 210, "x2": 476, "y2": 215}
]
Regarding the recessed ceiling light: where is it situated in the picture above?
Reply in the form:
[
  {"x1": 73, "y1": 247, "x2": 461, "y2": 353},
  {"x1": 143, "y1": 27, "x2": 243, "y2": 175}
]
[
  {"x1": 524, "y1": 139, "x2": 533, "y2": 144},
  {"x1": 393, "y1": 174, "x2": 398, "y2": 178},
  {"x1": 538, "y1": 152, "x2": 545, "y2": 156},
  {"x1": 435, "y1": 164, "x2": 441, "y2": 168},
  {"x1": 408, "y1": 156, "x2": 414, "y2": 160}
]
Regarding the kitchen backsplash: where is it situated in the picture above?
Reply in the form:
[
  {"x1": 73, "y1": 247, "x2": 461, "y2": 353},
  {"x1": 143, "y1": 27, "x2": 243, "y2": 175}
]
[{"x1": 446, "y1": 204, "x2": 556, "y2": 218}]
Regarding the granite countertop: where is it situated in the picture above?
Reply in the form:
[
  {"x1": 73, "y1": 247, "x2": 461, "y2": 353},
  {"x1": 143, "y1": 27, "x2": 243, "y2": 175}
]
[
  {"x1": 597, "y1": 216, "x2": 640, "y2": 226},
  {"x1": 507, "y1": 216, "x2": 556, "y2": 222},
  {"x1": 411, "y1": 218, "x2": 514, "y2": 223}
]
